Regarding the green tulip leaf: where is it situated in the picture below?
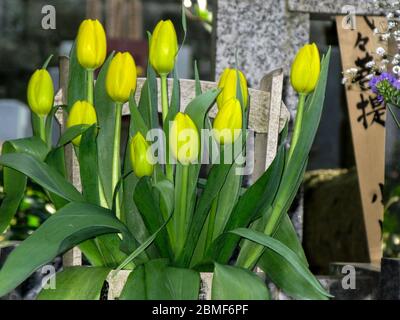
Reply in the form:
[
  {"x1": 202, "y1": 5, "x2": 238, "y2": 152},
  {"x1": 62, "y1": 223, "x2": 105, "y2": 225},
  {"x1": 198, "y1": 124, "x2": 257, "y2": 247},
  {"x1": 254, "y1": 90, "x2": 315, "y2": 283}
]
[
  {"x1": 0, "y1": 202, "x2": 134, "y2": 297},
  {"x1": 0, "y1": 137, "x2": 50, "y2": 234},
  {"x1": 57, "y1": 124, "x2": 91, "y2": 147},
  {"x1": 120, "y1": 259, "x2": 200, "y2": 300},
  {"x1": 44, "y1": 147, "x2": 69, "y2": 209},
  {"x1": 138, "y1": 61, "x2": 158, "y2": 130},
  {"x1": 94, "y1": 51, "x2": 116, "y2": 208},
  {"x1": 209, "y1": 144, "x2": 285, "y2": 263},
  {"x1": 37, "y1": 267, "x2": 111, "y2": 300},
  {"x1": 212, "y1": 263, "x2": 270, "y2": 300},
  {"x1": 0, "y1": 153, "x2": 83, "y2": 203},
  {"x1": 67, "y1": 42, "x2": 87, "y2": 111},
  {"x1": 229, "y1": 228, "x2": 331, "y2": 299},
  {"x1": 185, "y1": 88, "x2": 220, "y2": 132},
  {"x1": 79, "y1": 125, "x2": 100, "y2": 205},
  {"x1": 176, "y1": 163, "x2": 233, "y2": 267},
  {"x1": 133, "y1": 177, "x2": 172, "y2": 258}
]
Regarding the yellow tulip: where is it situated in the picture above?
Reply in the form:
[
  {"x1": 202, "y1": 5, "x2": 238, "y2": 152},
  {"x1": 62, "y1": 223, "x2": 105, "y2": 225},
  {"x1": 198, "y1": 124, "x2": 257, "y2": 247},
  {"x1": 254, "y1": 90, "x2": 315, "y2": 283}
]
[
  {"x1": 76, "y1": 19, "x2": 107, "y2": 70},
  {"x1": 27, "y1": 69, "x2": 54, "y2": 116},
  {"x1": 106, "y1": 52, "x2": 137, "y2": 103},
  {"x1": 213, "y1": 98, "x2": 242, "y2": 145},
  {"x1": 169, "y1": 113, "x2": 199, "y2": 165},
  {"x1": 66, "y1": 101, "x2": 97, "y2": 146},
  {"x1": 149, "y1": 20, "x2": 178, "y2": 75},
  {"x1": 130, "y1": 132, "x2": 154, "y2": 178},
  {"x1": 217, "y1": 68, "x2": 248, "y2": 110},
  {"x1": 290, "y1": 43, "x2": 320, "y2": 94}
]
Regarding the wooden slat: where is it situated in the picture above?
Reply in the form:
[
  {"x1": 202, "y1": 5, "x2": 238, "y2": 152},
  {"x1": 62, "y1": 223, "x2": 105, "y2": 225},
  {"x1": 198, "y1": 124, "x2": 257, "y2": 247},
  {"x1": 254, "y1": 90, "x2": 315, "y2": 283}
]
[
  {"x1": 58, "y1": 56, "x2": 82, "y2": 267},
  {"x1": 336, "y1": 15, "x2": 386, "y2": 263}
]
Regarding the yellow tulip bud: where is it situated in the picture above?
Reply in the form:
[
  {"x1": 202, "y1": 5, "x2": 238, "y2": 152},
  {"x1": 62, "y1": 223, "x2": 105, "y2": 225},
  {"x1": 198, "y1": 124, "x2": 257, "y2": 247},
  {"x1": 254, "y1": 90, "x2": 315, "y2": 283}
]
[
  {"x1": 130, "y1": 132, "x2": 154, "y2": 178},
  {"x1": 169, "y1": 113, "x2": 200, "y2": 165},
  {"x1": 217, "y1": 68, "x2": 248, "y2": 110},
  {"x1": 149, "y1": 20, "x2": 178, "y2": 75},
  {"x1": 106, "y1": 52, "x2": 137, "y2": 103},
  {"x1": 290, "y1": 43, "x2": 320, "y2": 94},
  {"x1": 66, "y1": 101, "x2": 97, "y2": 146},
  {"x1": 213, "y1": 98, "x2": 242, "y2": 145},
  {"x1": 76, "y1": 19, "x2": 107, "y2": 70},
  {"x1": 27, "y1": 69, "x2": 54, "y2": 116}
]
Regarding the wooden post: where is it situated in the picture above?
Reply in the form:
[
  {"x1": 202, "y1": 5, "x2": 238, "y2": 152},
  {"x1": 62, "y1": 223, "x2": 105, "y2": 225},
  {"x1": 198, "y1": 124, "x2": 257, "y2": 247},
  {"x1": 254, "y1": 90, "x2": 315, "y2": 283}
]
[
  {"x1": 58, "y1": 56, "x2": 82, "y2": 267},
  {"x1": 86, "y1": 0, "x2": 103, "y2": 20},
  {"x1": 336, "y1": 15, "x2": 387, "y2": 263},
  {"x1": 105, "y1": 0, "x2": 142, "y2": 40}
]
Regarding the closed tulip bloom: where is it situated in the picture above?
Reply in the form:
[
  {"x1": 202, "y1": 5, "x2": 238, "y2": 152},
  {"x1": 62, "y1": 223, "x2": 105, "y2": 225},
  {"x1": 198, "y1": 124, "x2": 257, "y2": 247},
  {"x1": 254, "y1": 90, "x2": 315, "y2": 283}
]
[
  {"x1": 76, "y1": 19, "x2": 107, "y2": 70},
  {"x1": 213, "y1": 98, "x2": 242, "y2": 145},
  {"x1": 106, "y1": 52, "x2": 137, "y2": 103},
  {"x1": 27, "y1": 69, "x2": 54, "y2": 116},
  {"x1": 290, "y1": 43, "x2": 320, "y2": 94},
  {"x1": 66, "y1": 101, "x2": 97, "y2": 146},
  {"x1": 217, "y1": 68, "x2": 248, "y2": 110},
  {"x1": 130, "y1": 132, "x2": 154, "y2": 178},
  {"x1": 149, "y1": 20, "x2": 178, "y2": 75},
  {"x1": 169, "y1": 113, "x2": 199, "y2": 165}
]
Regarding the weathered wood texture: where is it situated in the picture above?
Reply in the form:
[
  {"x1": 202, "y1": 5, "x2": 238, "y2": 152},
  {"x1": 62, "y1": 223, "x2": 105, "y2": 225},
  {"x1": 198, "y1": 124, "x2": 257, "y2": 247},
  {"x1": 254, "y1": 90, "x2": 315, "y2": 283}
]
[{"x1": 336, "y1": 16, "x2": 386, "y2": 263}]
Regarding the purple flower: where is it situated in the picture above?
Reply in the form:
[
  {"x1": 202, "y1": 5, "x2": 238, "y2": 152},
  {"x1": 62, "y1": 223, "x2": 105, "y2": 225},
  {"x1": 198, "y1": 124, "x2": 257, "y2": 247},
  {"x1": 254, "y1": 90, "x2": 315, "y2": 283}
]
[{"x1": 369, "y1": 72, "x2": 400, "y2": 93}]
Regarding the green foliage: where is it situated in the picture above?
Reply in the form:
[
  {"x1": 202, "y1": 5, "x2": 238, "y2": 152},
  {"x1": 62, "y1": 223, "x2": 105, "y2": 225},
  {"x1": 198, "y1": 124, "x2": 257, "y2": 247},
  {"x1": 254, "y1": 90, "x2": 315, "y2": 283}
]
[
  {"x1": 37, "y1": 267, "x2": 111, "y2": 300},
  {"x1": 212, "y1": 263, "x2": 270, "y2": 300},
  {"x1": 0, "y1": 202, "x2": 133, "y2": 297},
  {"x1": 0, "y1": 9, "x2": 331, "y2": 300}
]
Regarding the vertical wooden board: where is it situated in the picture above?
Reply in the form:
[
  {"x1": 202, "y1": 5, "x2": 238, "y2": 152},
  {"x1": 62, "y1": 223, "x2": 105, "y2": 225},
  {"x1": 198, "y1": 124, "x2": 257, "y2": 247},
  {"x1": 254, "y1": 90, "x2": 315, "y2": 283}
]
[
  {"x1": 59, "y1": 56, "x2": 82, "y2": 267},
  {"x1": 86, "y1": 0, "x2": 103, "y2": 20},
  {"x1": 336, "y1": 16, "x2": 386, "y2": 263}
]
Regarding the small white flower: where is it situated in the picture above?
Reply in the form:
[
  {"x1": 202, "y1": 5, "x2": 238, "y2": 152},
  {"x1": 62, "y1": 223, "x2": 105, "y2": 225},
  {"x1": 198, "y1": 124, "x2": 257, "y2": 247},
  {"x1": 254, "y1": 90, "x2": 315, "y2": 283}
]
[
  {"x1": 350, "y1": 67, "x2": 358, "y2": 74},
  {"x1": 366, "y1": 61, "x2": 376, "y2": 68},
  {"x1": 395, "y1": 53, "x2": 400, "y2": 60},
  {"x1": 341, "y1": 77, "x2": 348, "y2": 84},
  {"x1": 387, "y1": 12, "x2": 395, "y2": 19},
  {"x1": 392, "y1": 58, "x2": 399, "y2": 65},
  {"x1": 381, "y1": 59, "x2": 390, "y2": 64},
  {"x1": 393, "y1": 65, "x2": 400, "y2": 74},
  {"x1": 381, "y1": 33, "x2": 390, "y2": 41},
  {"x1": 376, "y1": 47, "x2": 386, "y2": 56},
  {"x1": 365, "y1": 74, "x2": 374, "y2": 80},
  {"x1": 388, "y1": 21, "x2": 397, "y2": 29},
  {"x1": 373, "y1": 27, "x2": 379, "y2": 34}
]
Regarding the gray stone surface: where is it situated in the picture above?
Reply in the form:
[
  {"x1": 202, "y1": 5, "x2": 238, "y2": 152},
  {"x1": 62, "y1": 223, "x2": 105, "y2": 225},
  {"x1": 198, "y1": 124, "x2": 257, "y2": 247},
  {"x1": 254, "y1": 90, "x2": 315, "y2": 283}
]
[
  {"x1": 215, "y1": 0, "x2": 309, "y2": 115},
  {"x1": 288, "y1": 0, "x2": 381, "y2": 15},
  {"x1": 215, "y1": 0, "x2": 310, "y2": 240},
  {"x1": 379, "y1": 258, "x2": 400, "y2": 299}
]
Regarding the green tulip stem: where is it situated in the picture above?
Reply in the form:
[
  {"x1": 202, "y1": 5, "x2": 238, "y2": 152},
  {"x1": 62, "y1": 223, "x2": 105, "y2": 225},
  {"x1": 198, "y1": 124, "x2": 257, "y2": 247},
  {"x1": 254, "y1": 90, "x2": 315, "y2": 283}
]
[
  {"x1": 160, "y1": 74, "x2": 169, "y2": 123},
  {"x1": 176, "y1": 164, "x2": 189, "y2": 256},
  {"x1": 112, "y1": 102, "x2": 123, "y2": 219},
  {"x1": 161, "y1": 73, "x2": 174, "y2": 182},
  {"x1": 87, "y1": 69, "x2": 94, "y2": 105},
  {"x1": 288, "y1": 93, "x2": 306, "y2": 161},
  {"x1": 39, "y1": 115, "x2": 47, "y2": 144},
  {"x1": 85, "y1": 69, "x2": 108, "y2": 208}
]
